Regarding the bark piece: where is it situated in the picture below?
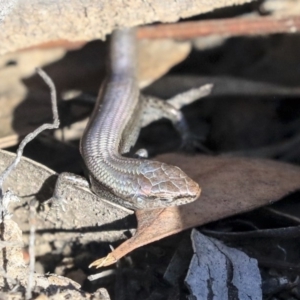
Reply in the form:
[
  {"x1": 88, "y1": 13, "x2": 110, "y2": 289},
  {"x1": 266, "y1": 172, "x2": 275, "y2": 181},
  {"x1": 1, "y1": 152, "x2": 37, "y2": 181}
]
[
  {"x1": 0, "y1": 0, "x2": 255, "y2": 55},
  {"x1": 185, "y1": 229, "x2": 262, "y2": 300},
  {"x1": 0, "y1": 149, "x2": 134, "y2": 257}
]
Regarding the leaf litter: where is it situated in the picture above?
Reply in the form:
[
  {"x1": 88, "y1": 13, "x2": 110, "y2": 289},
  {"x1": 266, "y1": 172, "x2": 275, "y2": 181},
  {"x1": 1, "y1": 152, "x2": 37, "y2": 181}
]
[{"x1": 2, "y1": 1, "x2": 300, "y2": 299}]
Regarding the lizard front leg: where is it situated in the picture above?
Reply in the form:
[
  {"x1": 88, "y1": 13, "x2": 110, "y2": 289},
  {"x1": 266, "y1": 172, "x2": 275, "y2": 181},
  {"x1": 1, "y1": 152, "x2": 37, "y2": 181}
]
[{"x1": 140, "y1": 84, "x2": 212, "y2": 151}]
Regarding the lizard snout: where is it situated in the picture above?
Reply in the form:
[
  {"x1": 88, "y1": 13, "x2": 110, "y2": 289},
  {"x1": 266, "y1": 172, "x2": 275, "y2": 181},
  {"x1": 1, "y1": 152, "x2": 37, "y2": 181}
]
[{"x1": 137, "y1": 161, "x2": 201, "y2": 209}]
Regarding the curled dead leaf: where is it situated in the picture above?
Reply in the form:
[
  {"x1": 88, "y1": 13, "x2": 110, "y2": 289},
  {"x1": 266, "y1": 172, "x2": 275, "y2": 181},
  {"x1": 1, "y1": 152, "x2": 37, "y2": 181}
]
[{"x1": 92, "y1": 154, "x2": 300, "y2": 267}]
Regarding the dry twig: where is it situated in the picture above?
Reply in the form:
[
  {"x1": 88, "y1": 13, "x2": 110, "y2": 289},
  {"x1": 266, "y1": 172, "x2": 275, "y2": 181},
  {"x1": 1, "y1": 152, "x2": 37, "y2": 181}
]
[
  {"x1": 0, "y1": 67, "x2": 59, "y2": 299},
  {"x1": 137, "y1": 15, "x2": 300, "y2": 39},
  {"x1": 22, "y1": 15, "x2": 300, "y2": 51},
  {"x1": 0, "y1": 68, "x2": 59, "y2": 192},
  {"x1": 25, "y1": 68, "x2": 60, "y2": 300}
]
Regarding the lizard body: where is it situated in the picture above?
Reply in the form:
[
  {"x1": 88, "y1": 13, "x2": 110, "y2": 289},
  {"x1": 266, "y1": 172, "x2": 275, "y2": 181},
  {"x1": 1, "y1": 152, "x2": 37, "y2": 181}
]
[{"x1": 80, "y1": 28, "x2": 201, "y2": 210}]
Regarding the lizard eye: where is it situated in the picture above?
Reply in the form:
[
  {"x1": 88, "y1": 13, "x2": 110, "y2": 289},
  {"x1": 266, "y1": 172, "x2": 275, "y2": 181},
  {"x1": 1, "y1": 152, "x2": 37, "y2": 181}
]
[
  {"x1": 160, "y1": 198, "x2": 172, "y2": 202},
  {"x1": 137, "y1": 197, "x2": 144, "y2": 203}
]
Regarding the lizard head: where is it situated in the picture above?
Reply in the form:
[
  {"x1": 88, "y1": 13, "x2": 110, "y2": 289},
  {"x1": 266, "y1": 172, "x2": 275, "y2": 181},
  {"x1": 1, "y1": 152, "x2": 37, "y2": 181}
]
[{"x1": 133, "y1": 161, "x2": 201, "y2": 209}]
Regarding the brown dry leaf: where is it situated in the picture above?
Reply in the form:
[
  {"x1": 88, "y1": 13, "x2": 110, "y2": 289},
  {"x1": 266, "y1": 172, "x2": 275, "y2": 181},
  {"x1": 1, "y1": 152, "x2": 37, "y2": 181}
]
[
  {"x1": 138, "y1": 39, "x2": 191, "y2": 87},
  {"x1": 92, "y1": 154, "x2": 300, "y2": 267},
  {"x1": 0, "y1": 39, "x2": 190, "y2": 148}
]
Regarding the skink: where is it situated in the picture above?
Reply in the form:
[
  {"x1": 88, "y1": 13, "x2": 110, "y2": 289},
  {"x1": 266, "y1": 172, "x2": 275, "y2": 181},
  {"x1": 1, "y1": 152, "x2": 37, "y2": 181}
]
[{"x1": 80, "y1": 28, "x2": 201, "y2": 210}]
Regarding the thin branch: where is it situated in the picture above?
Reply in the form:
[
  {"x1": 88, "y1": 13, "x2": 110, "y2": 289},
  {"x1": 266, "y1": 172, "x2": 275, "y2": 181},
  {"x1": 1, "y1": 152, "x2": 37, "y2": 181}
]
[
  {"x1": 224, "y1": 132, "x2": 300, "y2": 159},
  {"x1": 0, "y1": 68, "x2": 60, "y2": 191},
  {"x1": 24, "y1": 68, "x2": 59, "y2": 300},
  {"x1": 21, "y1": 15, "x2": 300, "y2": 51},
  {"x1": 26, "y1": 200, "x2": 36, "y2": 300},
  {"x1": 0, "y1": 68, "x2": 60, "y2": 299},
  {"x1": 167, "y1": 84, "x2": 213, "y2": 109},
  {"x1": 137, "y1": 15, "x2": 300, "y2": 39}
]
